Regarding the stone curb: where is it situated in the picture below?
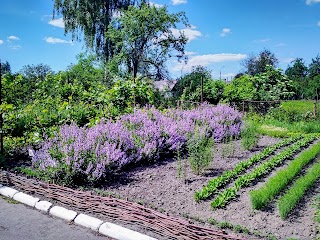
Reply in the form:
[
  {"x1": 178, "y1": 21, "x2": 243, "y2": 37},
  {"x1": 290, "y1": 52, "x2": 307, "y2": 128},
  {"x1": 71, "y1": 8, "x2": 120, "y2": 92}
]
[
  {"x1": 13, "y1": 192, "x2": 40, "y2": 207},
  {"x1": 74, "y1": 214, "x2": 103, "y2": 231},
  {"x1": 49, "y1": 206, "x2": 78, "y2": 222},
  {"x1": 0, "y1": 185, "x2": 158, "y2": 240},
  {"x1": 99, "y1": 222, "x2": 158, "y2": 240},
  {"x1": 35, "y1": 200, "x2": 53, "y2": 213},
  {"x1": 0, "y1": 186, "x2": 19, "y2": 198}
]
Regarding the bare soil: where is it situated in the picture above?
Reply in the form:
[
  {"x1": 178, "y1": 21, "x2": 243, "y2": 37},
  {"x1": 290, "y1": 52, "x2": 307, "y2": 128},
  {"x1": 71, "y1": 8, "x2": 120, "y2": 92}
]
[{"x1": 99, "y1": 136, "x2": 319, "y2": 240}]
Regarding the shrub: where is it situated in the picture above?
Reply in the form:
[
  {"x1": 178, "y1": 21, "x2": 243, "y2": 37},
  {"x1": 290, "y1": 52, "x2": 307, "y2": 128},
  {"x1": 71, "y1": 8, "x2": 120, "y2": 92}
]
[
  {"x1": 187, "y1": 127, "x2": 215, "y2": 175},
  {"x1": 241, "y1": 121, "x2": 259, "y2": 151}
]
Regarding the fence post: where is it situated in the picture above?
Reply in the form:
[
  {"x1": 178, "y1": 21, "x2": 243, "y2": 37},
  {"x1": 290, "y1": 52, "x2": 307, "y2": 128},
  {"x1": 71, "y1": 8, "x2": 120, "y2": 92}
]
[
  {"x1": 201, "y1": 76, "x2": 204, "y2": 104},
  {"x1": 314, "y1": 97, "x2": 317, "y2": 120}
]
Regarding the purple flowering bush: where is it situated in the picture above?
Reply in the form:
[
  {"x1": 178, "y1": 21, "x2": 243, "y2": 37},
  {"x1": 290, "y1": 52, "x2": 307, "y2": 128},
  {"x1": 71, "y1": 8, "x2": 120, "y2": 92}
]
[{"x1": 31, "y1": 104, "x2": 242, "y2": 184}]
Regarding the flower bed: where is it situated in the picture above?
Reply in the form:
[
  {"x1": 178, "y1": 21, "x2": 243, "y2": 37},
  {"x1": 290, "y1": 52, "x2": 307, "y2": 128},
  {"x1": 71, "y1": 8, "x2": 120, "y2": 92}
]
[{"x1": 31, "y1": 104, "x2": 242, "y2": 184}]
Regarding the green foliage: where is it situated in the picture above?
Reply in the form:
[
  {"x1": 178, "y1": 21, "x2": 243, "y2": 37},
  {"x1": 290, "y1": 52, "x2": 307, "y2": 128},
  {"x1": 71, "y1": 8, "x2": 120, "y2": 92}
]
[
  {"x1": 278, "y1": 160, "x2": 320, "y2": 219},
  {"x1": 241, "y1": 121, "x2": 259, "y2": 151},
  {"x1": 250, "y1": 142, "x2": 320, "y2": 210},
  {"x1": 224, "y1": 75, "x2": 256, "y2": 103},
  {"x1": 187, "y1": 127, "x2": 215, "y2": 175},
  {"x1": 210, "y1": 135, "x2": 316, "y2": 209},
  {"x1": 242, "y1": 49, "x2": 279, "y2": 76},
  {"x1": 107, "y1": 3, "x2": 188, "y2": 79},
  {"x1": 173, "y1": 66, "x2": 211, "y2": 101},
  {"x1": 194, "y1": 136, "x2": 299, "y2": 202},
  {"x1": 253, "y1": 66, "x2": 295, "y2": 101},
  {"x1": 53, "y1": 0, "x2": 140, "y2": 61},
  {"x1": 267, "y1": 100, "x2": 316, "y2": 123}
]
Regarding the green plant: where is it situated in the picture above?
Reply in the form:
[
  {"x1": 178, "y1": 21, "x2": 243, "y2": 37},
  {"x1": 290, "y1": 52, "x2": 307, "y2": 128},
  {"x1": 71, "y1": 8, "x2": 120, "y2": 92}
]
[
  {"x1": 176, "y1": 144, "x2": 187, "y2": 180},
  {"x1": 250, "y1": 142, "x2": 320, "y2": 210},
  {"x1": 278, "y1": 160, "x2": 320, "y2": 219},
  {"x1": 210, "y1": 135, "x2": 316, "y2": 209},
  {"x1": 241, "y1": 121, "x2": 259, "y2": 151},
  {"x1": 187, "y1": 127, "x2": 215, "y2": 175},
  {"x1": 194, "y1": 136, "x2": 300, "y2": 202}
]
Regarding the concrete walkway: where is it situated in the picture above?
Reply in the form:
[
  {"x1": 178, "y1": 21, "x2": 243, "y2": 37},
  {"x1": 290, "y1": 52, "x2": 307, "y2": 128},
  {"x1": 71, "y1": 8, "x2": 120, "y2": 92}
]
[{"x1": 0, "y1": 196, "x2": 112, "y2": 240}]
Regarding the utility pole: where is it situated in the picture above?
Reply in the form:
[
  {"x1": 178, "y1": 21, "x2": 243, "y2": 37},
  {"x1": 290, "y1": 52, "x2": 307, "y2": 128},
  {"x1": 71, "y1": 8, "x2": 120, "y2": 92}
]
[
  {"x1": 201, "y1": 75, "x2": 204, "y2": 104},
  {"x1": 0, "y1": 60, "x2": 3, "y2": 155},
  {"x1": 219, "y1": 66, "x2": 225, "y2": 81}
]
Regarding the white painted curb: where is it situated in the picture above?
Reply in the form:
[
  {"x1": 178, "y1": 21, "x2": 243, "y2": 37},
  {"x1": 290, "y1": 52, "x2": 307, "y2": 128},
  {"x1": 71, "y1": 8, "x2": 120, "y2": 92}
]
[
  {"x1": 49, "y1": 206, "x2": 77, "y2": 222},
  {"x1": 0, "y1": 186, "x2": 19, "y2": 198},
  {"x1": 74, "y1": 213, "x2": 103, "y2": 231},
  {"x1": 35, "y1": 200, "x2": 52, "y2": 212},
  {"x1": 99, "y1": 222, "x2": 158, "y2": 240},
  {"x1": 0, "y1": 184, "x2": 158, "y2": 240},
  {"x1": 13, "y1": 192, "x2": 39, "y2": 207}
]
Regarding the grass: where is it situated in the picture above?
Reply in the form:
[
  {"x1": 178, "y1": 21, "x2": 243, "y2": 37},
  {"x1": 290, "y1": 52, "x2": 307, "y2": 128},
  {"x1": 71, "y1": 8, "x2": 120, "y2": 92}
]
[
  {"x1": 278, "y1": 160, "x2": 320, "y2": 219},
  {"x1": 250, "y1": 142, "x2": 320, "y2": 210}
]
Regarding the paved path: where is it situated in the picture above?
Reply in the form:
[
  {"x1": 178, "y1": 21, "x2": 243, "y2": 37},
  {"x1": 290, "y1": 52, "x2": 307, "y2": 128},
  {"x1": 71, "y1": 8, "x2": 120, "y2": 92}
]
[{"x1": 0, "y1": 196, "x2": 112, "y2": 240}]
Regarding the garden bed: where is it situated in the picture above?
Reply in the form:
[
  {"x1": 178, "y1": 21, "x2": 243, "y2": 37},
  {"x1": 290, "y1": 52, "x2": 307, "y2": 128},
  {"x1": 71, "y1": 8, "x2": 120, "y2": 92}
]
[{"x1": 94, "y1": 136, "x2": 318, "y2": 240}]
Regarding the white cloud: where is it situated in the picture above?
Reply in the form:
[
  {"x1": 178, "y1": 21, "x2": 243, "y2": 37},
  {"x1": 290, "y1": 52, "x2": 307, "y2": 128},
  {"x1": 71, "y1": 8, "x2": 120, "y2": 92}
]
[
  {"x1": 171, "y1": 0, "x2": 187, "y2": 5},
  {"x1": 274, "y1": 43, "x2": 287, "y2": 47},
  {"x1": 48, "y1": 18, "x2": 65, "y2": 28},
  {"x1": 10, "y1": 45, "x2": 22, "y2": 50},
  {"x1": 0, "y1": 39, "x2": 3, "y2": 45},
  {"x1": 171, "y1": 26, "x2": 202, "y2": 42},
  {"x1": 306, "y1": 0, "x2": 320, "y2": 5},
  {"x1": 254, "y1": 38, "x2": 271, "y2": 43},
  {"x1": 318, "y1": 21, "x2": 320, "y2": 27},
  {"x1": 173, "y1": 53, "x2": 247, "y2": 72},
  {"x1": 149, "y1": 1, "x2": 164, "y2": 8},
  {"x1": 185, "y1": 51, "x2": 197, "y2": 56},
  {"x1": 7, "y1": 36, "x2": 20, "y2": 41},
  {"x1": 220, "y1": 28, "x2": 231, "y2": 37},
  {"x1": 282, "y1": 58, "x2": 295, "y2": 63},
  {"x1": 44, "y1": 37, "x2": 72, "y2": 44}
]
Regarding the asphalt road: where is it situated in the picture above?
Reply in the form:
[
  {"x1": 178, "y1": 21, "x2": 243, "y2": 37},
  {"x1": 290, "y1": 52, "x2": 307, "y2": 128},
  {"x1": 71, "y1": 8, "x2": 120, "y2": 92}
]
[{"x1": 0, "y1": 196, "x2": 112, "y2": 240}]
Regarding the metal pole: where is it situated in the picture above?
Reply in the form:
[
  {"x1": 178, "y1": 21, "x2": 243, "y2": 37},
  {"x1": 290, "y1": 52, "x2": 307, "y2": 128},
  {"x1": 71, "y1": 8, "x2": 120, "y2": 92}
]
[
  {"x1": 201, "y1": 75, "x2": 204, "y2": 104},
  {"x1": 0, "y1": 60, "x2": 3, "y2": 155}
]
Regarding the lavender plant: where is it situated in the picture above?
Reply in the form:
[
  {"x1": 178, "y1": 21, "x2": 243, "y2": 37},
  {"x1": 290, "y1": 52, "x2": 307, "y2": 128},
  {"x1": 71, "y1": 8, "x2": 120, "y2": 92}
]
[{"x1": 31, "y1": 104, "x2": 242, "y2": 184}]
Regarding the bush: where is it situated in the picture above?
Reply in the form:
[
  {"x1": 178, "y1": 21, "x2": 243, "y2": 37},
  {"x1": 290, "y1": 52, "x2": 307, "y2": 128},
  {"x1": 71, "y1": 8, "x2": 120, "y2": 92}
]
[
  {"x1": 241, "y1": 121, "x2": 259, "y2": 151},
  {"x1": 187, "y1": 127, "x2": 215, "y2": 175}
]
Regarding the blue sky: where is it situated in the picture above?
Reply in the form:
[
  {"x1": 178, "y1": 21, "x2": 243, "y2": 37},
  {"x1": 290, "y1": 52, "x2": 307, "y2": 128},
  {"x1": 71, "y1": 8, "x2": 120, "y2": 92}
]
[{"x1": 1, "y1": 0, "x2": 320, "y2": 79}]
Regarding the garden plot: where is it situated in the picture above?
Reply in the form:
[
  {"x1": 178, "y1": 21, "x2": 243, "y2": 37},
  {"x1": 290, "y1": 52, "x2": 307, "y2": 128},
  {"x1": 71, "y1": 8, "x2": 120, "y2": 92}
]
[{"x1": 97, "y1": 137, "x2": 319, "y2": 240}]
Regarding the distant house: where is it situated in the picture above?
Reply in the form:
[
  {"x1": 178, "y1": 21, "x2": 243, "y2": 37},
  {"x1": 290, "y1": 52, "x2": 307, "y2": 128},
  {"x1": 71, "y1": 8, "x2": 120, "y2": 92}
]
[{"x1": 153, "y1": 80, "x2": 177, "y2": 98}]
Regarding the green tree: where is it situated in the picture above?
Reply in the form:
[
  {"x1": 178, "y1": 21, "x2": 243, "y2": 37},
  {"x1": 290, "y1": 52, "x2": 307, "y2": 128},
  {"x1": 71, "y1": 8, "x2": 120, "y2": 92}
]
[
  {"x1": 173, "y1": 66, "x2": 211, "y2": 101},
  {"x1": 107, "y1": 4, "x2": 188, "y2": 79},
  {"x1": 242, "y1": 49, "x2": 279, "y2": 76},
  {"x1": 53, "y1": 0, "x2": 144, "y2": 61},
  {"x1": 224, "y1": 75, "x2": 256, "y2": 103},
  {"x1": 285, "y1": 58, "x2": 308, "y2": 99},
  {"x1": 253, "y1": 66, "x2": 294, "y2": 101},
  {"x1": 309, "y1": 55, "x2": 320, "y2": 79},
  {"x1": 1, "y1": 61, "x2": 11, "y2": 74}
]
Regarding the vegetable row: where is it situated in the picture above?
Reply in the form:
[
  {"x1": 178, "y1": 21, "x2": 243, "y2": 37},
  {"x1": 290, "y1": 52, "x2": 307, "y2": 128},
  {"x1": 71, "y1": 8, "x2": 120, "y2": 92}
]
[
  {"x1": 194, "y1": 135, "x2": 301, "y2": 202},
  {"x1": 210, "y1": 135, "x2": 317, "y2": 209},
  {"x1": 250, "y1": 142, "x2": 320, "y2": 210}
]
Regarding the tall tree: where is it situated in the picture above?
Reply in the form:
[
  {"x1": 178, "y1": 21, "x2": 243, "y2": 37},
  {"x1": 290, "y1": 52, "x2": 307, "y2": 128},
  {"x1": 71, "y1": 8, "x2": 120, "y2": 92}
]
[
  {"x1": 285, "y1": 58, "x2": 308, "y2": 99},
  {"x1": 242, "y1": 49, "x2": 279, "y2": 76},
  {"x1": 285, "y1": 58, "x2": 308, "y2": 80},
  {"x1": 308, "y1": 54, "x2": 320, "y2": 79},
  {"x1": 107, "y1": 4, "x2": 188, "y2": 79},
  {"x1": 53, "y1": 0, "x2": 144, "y2": 61},
  {"x1": 0, "y1": 61, "x2": 11, "y2": 75}
]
